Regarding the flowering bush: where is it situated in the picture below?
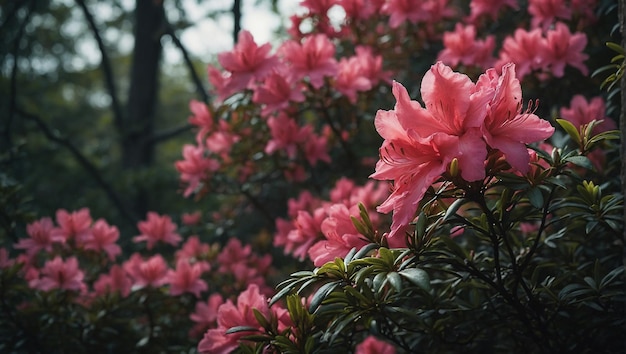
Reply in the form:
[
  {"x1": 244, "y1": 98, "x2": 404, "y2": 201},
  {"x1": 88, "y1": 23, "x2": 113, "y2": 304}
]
[{"x1": 2, "y1": 0, "x2": 624, "y2": 353}]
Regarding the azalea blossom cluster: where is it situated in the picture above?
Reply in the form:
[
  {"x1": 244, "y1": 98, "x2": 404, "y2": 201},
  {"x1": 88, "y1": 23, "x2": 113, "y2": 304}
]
[
  {"x1": 274, "y1": 177, "x2": 392, "y2": 266},
  {"x1": 3, "y1": 207, "x2": 275, "y2": 344}
]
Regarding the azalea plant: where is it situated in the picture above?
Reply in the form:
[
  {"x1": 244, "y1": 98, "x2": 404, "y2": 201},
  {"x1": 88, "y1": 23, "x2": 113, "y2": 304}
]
[{"x1": 1, "y1": 0, "x2": 624, "y2": 353}]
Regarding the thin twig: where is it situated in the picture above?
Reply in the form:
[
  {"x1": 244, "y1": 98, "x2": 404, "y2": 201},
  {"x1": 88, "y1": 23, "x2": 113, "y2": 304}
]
[
  {"x1": 75, "y1": 0, "x2": 125, "y2": 132},
  {"x1": 16, "y1": 107, "x2": 138, "y2": 228}
]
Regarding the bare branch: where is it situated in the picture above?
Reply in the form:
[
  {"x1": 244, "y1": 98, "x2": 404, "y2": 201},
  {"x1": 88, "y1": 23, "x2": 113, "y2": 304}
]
[
  {"x1": 233, "y1": 0, "x2": 242, "y2": 42},
  {"x1": 148, "y1": 123, "x2": 193, "y2": 145},
  {"x1": 162, "y1": 14, "x2": 210, "y2": 104},
  {"x1": 16, "y1": 107, "x2": 138, "y2": 228},
  {"x1": 75, "y1": 0, "x2": 125, "y2": 132}
]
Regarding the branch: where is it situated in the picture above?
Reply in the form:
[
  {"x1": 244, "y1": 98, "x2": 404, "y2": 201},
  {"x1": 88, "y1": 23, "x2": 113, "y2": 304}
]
[
  {"x1": 233, "y1": 0, "x2": 242, "y2": 43},
  {"x1": 148, "y1": 123, "x2": 193, "y2": 145},
  {"x1": 5, "y1": 0, "x2": 35, "y2": 159},
  {"x1": 161, "y1": 13, "x2": 210, "y2": 104},
  {"x1": 75, "y1": 0, "x2": 125, "y2": 132},
  {"x1": 16, "y1": 107, "x2": 138, "y2": 228}
]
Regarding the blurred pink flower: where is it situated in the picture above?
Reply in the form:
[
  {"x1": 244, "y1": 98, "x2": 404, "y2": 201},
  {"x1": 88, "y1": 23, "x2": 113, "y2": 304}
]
[
  {"x1": 175, "y1": 144, "x2": 220, "y2": 197},
  {"x1": 478, "y1": 63, "x2": 555, "y2": 173},
  {"x1": 497, "y1": 28, "x2": 545, "y2": 79},
  {"x1": 217, "y1": 30, "x2": 279, "y2": 94},
  {"x1": 264, "y1": 113, "x2": 311, "y2": 158},
  {"x1": 252, "y1": 68, "x2": 305, "y2": 116},
  {"x1": 541, "y1": 22, "x2": 588, "y2": 77},
  {"x1": 176, "y1": 236, "x2": 211, "y2": 264},
  {"x1": 198, "y1": 284, "x2": 276, "y2": 354},
  {"x1": 123, "y1": 253, "x2": 169, "y2": 289},
  {"x1": 52, "y1": 208, "x2": 93, "y2": 246},
  {"x1": 167, "y1": 259, "x2": 208, "y2": 297},
  {"x1": 335, "y1": 55, "x2": 372, "y2": 103},
  {"x1": 181, "y1": 211, "x2": 202, "y2": 226},
  {"x1": 133, "y1": 212, "x2": 182, "y2": 250},
  {"x1": 280, "y1": 34, "x2": 338, "y2": 89},
  {"x1": 304, "y1": 132, "x2": 331, "y2": 165},
  {"x1": 93, "y1": 265, "x2": 132, "y2": 297},
  {"x1": 356, "y1": 336, "x2": 397, "y2": 354},
  {"x1": 0, "y1": 248, "x2": 12, "y2": 268},
  {"x1": 528, "y1": 0, "x2": 571, "y2": 30},
  {"x1": 15, "y1": 217, "x2": 64, "y2": 257},
  {"x1": 30, "y1": 256, "x2": 86, "y2": 292},
  {"x1": 467, "y1": 0, "x2": 519, "y2": 22},
  {"x1": 560, "y1": 95, "x2": 616, "y2": 134},
  {"x1": 189, "y1": 293, "x2": 224, "y2": 337},
  {"x1": 383, "y1": 0, "x2": 429, "y2": 28},
  {"x1": 301, "y1": 0, "x2": 338, "y2": 14},
  {"x1": 83, "y1": 219, "x2": 121, "y2": 261},
  {"x1": 339, "y1": 0, "x2": 382, "y2": 20},
  {"x1": 309, "y1": 204, "x2": 370, "y2": 266},
  {"x1": 438, "y1": 24, "x2": 496, "y2": 69},
  {"x1": 188, "y1": 100, "x2": 213, "y2": 143}
]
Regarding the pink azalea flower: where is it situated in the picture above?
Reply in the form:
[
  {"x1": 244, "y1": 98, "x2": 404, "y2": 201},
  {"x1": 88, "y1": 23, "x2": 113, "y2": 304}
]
[
  {"x1": 467, "y1": 0, "x2": 519, "y2": 23},
  {"x1": 541, "y1": 22, "x2": 588, "y2": 77},
  {"x1": 29, "y1": 256, "x2": 86, "y2": 292},
  {"x1": 188, "y1": 100, "x2": 213, "y2": 143},
  {"x1": 264, "y1": 113, "x2": 311, "y2": 158},
  {"x1": 217, "y1": 30, "x2": 279, "y2": 94},
  {"x1": 356, "y1": 336, "x2": 397, "y2": 354},
  {"x1": 300, "y1": 0, "x2": 339, "y2": 14},
  {"x1": 496, "y1": 28, "x2": 545, "y2": 79},
  {"x1": 83, "y1": 219, "x2": 121, "y2": 261},
  {"x1": 167, "y1": 259, "x2": 208, "y2": 297},
  {"x1": 477, "y1": 63, "x2": 555, "y2": 173},
  {"x1": 216, "y1": 240, "x2": 272, "y2": 293},
  {"x1": 304, "y1": 132, "x2": 331, "y2": 165},
  {"x1": 52, "y1": 208, "x2": 93, "y2": 246},
  {"x1": 438, "y1": 24, "x2": 496, "y2": 69},
  {"x1": 176, "y1": 235, "x2": 211, "y2": 264},
  {"x1": 123, "y1": 253, "x2": 169, "y2": 289},
  {"x1": 309, "y1": 204, "x2": 370, "y2": 266},
  {"x1": 0, "y1": 248, "x2": 13, "y2": 268},
  {"x1": 205, "y1": 121, "x2": 241, "y2": 160},
  {"x1": 93, "y1": 265, "x2": 132, "y2": 297},
  {"x1": 339, "y1": 0, "x2": 382, "y2": 20},
  {"x1": 252, "y1": 68, "x2": 305, "y2": 117},
  {"x1": 175, "y1": 144, "x2": 220, "y2": 197},
  {"x1": 354, "y1": 45, "x2": 392, "y2": 85},
  {"x1": 189, "y1": 293, "x2": 224, "y2": 337},
  {"x1": 181, "y1": 211, "x2": 202, "y2": 226},
  {"x1": 281, "y1": 207, "x2": 327, "y2": 260},
  {"x1": 133, "y1": 212, "x2": 182, "y2": 250},
  {"x1": 382, "y1": 0, "x2": 430, "y2": 28},
  {"x1": 288, "y1": 190, "x2": 321, "y2": 218},
  {"x1": 197, "y1": 284, "x2": 274, "y2": 354},
  {"x1": 335, "y1": 55, "x2": 373, "y2": 103},
  {"x1": 207, "y1": 64, "x2": 234, "y2": 101},
  {"x1": 560, "y1": 95, "x2": 616, "y2": 134},
  {"x1": 279, "y1": 34, "x2": 338, "y2": 89},
  {"x1": 528, "y1": 0, "x2": 571, "y2": 30},
  {"x1": 15, "y1": 217, "x2": 64, "y2": 257}
]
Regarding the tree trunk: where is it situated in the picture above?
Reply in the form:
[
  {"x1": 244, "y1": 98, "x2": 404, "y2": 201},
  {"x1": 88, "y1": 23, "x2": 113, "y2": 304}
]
[{"x1": 123, "y1": 0, "x2": 164, "y2": 218}]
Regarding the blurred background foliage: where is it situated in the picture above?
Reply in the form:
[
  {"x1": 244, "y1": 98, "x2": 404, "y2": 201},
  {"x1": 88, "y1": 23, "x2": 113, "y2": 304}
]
[{"x1": 0, "y1": 0, "x2": 285, "y2": 249}]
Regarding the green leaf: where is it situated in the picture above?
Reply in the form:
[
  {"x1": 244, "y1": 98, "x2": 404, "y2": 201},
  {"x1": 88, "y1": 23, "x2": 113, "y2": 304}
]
[
  {"x1": 225, "y1": 326, "x2": 259, "y2": 334},
  {"x1": 556, "y1": 118, "x2": 581, "y2": 143},
  {"x1": 386, "y1": 272, "x2": 403, "y2": 293},
  {"x1": 399, "y1": 268, "x2": 431, "y2": 291},
  {"x1": 527, "y1": 187, "x2": 544, "y2": 209},
  {"x1": 444, "y1": 198, "x2": 466, "y2": 222},
  {"x1": 565, "y1": 155, "x2": 593, "y2": 170},
  {"x1": 309, "y1": 281, "x2": 339, "y2": 314}
]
